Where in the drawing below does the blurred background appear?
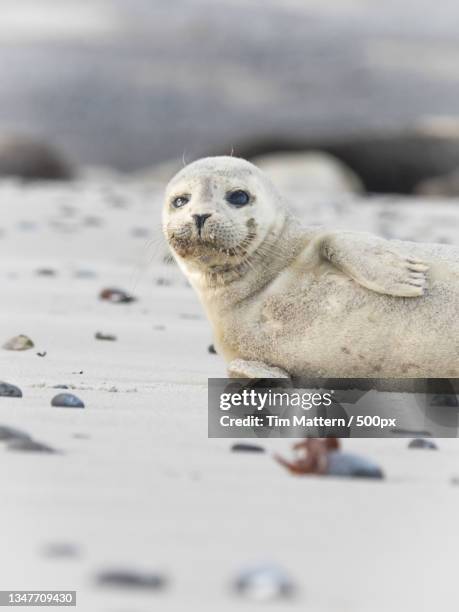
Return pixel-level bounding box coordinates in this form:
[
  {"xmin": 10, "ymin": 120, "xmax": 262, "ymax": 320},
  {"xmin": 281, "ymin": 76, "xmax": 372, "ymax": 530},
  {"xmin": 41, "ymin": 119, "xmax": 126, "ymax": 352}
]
[{"xmin": 2, "ymin": 0, "xmax": 459, "ymax": 194}]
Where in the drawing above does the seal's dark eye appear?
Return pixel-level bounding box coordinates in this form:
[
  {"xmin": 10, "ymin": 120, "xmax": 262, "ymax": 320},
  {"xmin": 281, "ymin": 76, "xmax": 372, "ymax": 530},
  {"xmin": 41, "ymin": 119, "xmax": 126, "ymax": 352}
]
[
  {"xmin": 226, "ymin": 190, "xmax": 250, "ymax": 207},
  {"xmin": 172, "ymin": 195, "xmax": 190, "ymax": 208}
]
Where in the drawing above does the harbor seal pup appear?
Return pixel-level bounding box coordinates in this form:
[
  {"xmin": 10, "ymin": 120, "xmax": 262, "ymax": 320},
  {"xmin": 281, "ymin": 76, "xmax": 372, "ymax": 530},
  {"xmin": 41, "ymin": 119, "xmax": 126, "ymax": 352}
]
[{"xmin": 163, "ymin": 156, "xmax": 459, "ymax": 379}]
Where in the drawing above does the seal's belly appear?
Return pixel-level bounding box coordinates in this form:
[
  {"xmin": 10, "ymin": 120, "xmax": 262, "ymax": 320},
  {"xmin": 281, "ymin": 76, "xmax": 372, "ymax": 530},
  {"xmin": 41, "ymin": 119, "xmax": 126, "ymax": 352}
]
[{"xmin": 218, "ymin": 268, "xmax": 459, "ymax": 378}]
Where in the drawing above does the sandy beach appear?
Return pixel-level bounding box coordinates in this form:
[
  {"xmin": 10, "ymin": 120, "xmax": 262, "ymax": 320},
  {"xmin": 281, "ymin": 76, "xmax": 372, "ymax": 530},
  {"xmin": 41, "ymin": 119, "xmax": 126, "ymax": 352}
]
[{"xmin": 1, "ymin": 175, "xmax": 459, "ymax": 611}]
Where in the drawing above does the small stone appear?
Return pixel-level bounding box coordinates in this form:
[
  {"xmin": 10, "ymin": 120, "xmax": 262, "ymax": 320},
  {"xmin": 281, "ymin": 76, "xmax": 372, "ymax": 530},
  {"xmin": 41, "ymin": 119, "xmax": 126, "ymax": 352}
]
[
  {"xmin": 17, "ymin": 221, "xmax": 37, "ymax": 231},
  {"xmin": 43, "ymin": 543, "xmax": 80, "ymax": 558},
  {"xmin": 132, "ymin": 227, "xmax": 150, "ymax": 238},
  {"xmin": 53, "ymin": 384, "xmax": 69, "ymax": 389},
  {"xmin": 96, "ymin": 570, "xmax": 166, "ymax": 590},
  {"xmin": 408, "ymin": 438, "xmax": 438, "ymax": 450},
  {"xmin": 95, "ymin": 331, "xmax": 117, "ymax": 341},
  {"xmin": 231, "ymin": 443, "xmax": 265, "ymax": 453},
  {"xmin": 0, "ymin": 425, "xmax": 30, "ymax": 441},
  {"xmin": 36, "ymin": 268, "xmax": 56, "ymax": 277},
  {"xmin": 430, "ymin": 394, "xmax": 459, "ymax": 407},
  {"xmin": 0, "ymin": 382, "xmax": 23, "ymax": 397},
  {"xmin": 3, "ymin": 334, "xmax": 34, "ymax": 351},
  {"xmin": 208, "ymin": 343, "xmax": 217, "ymax": 354},
  {"xmin": 234, "ymin": 564, "xmax": 294, "ymax": 601},
  {"xmin": 9, "ymin": 438, "xmax": 57, "ymax": 453},
  {"xmin": 99, "ymin": 288, "xmax": 136, "ymax": 304},
  {"xmin": 83, "ymin": 215, "xmax": 103, "ymax": 227},
  {"xmin": 326, "ymin": 451, "xmax": 384, "ymax": 479},
  {"xmin": 51, "ymin": 393, "xmax": 85, "ymax": 409},
  {"xmin": 74, "ymin": 269, "xmax": 97, "ymax": 279},
  {"xmin": 37, "ymin": 351, "xmax": 47, "ymax": 357}
]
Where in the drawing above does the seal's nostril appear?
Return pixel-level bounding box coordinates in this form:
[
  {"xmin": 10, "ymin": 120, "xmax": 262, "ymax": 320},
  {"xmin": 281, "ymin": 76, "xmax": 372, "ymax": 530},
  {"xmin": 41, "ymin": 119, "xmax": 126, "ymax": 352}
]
[{"xmin": 192, "ymin": 213, "xmax": 212, "ymax": 233}]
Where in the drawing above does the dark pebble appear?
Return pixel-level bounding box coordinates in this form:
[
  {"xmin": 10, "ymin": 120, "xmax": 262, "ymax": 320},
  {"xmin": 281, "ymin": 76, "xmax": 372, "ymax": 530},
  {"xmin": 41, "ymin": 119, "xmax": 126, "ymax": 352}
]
[
  {"xmin": 326, "ymin": 451, "xmax": 384, "ymax": 479},
  {"xmin": 9, "ymin": 438, "xmax": 57, "ymax": 453},
  {"xmin": 430, "ymin": 394, "xmax": 459, "ymax": 407},
  {"xmin": 235, "ymin": 564, "xmax": 294, "ymax": 601},
  {"xmin": 231, "ymin": 443, "xmax": 265, "ymax": 453},
  {"xmin": 95, "ymin": 331, "xmax": 117, "ymax": 341},
  {"xmin": 53, "ymin": 384, "xmax": 69, "ymax": 389},
  {"xmin": 36, "ymin": 268, "xmax": 56, "ymax": 277},
  {"xmin": 37, "ymin": 351, "xmax": 47, "ymax": 357},
  {"xmin": 96, "ymin": 570, "xmax": 166, "ymax": 590},
  {"xmin": 408, "ymin": 438, "xmax": 438, "ymax": 450},
  {"xmin": 208, "ymin": 343, "xmax": 217, "ymax": 354},
  {"xmin": 0, "ymin": 425, "xmax": 30, "ymax": 441},
  {"xmin": 0, "ymin": 381, "xmax": 23, "ymax": 398},
  {"xmin": 99, "ymin": 288, "xmax": 136, "ymax": 304},
  {"xmin": 51, "ymin": 393, "xmax": 85, "ymax": 409}
]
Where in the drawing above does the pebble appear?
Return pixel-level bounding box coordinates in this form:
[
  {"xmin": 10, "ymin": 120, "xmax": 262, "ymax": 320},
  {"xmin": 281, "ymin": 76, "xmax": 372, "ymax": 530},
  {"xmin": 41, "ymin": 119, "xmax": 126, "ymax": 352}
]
[
  {"xmin": 408, "ymin": 438, "xmax": 438, "ymax": 450},
  {"xmin": 0, "ymin": 425, "xmax": 30, "ymax": 441},
  {"xmin": 53, "ymin": 384, "xmax": 69, "ymax": 389},
  {"xmin": 99, "ymin": 288, "xmax": 136, "ymax": 304},
  {"xmin": 231, "ymin": 443, "xmax": 265, "ymax": 453},
  {"xmin": 131, "ymin": 227, "xmax": 150, "ymax": 238},
  {"xmin": 74, "ymin": 269, "xmax": 97, "ymax": 279},
  {"xmin": 36, "ymin": 351, "xmax": 47, "ymax": 357},
  {"xmin": 36, "ymin": 268, "xmax": 57, "ymax": 277},
  {"xmin": 208, "ymin": 343, "xmax": 217, "ymax": 354},
  {"xmin": 95, "ymin": 331, "xmax": 117, "ymax": 341},
  {"xmin": 42, "ymin": 543, "xmax": 80, "ymax": 558},
  {"xmin": 326, "ymin": 451, "xmax": 384, "ymax": 479},
  {"xmin": 83, "ymin": 215, "xmax": 103, "ymax": 227},
  {"xmin": 3, "ymin": 334, "xmax": 34, "ymax": 351},
  {"xmin": 9, "ymin": 438, "xmax": 57, "ymax": 454},
  {"xmin": 51, "ymin": 393, "xmax": 85, "ymax": 409},
  {"xmin": 96, "ymin": 570, "xmax": 166, "ymax": 590},
  {"xmin": 234, "ymin": 564, "xmax": 294, "ymax": 601},
  {"xmin": 0, "ymin": 382, "xmax": 23, "ymax": 398}
]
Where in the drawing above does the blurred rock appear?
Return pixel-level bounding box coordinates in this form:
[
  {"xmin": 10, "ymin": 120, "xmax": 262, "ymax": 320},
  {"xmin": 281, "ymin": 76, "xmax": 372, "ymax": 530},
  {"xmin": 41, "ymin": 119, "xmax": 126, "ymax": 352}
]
[
  {"xmin": 0, "ymin": 135, "xmax": 73, "ymax": 180},
  {"xmin": 252, "ymin": 151, "xmax": 363, "ymax": 194},
  {"xmin": 416, "ymin": 169, "xmax": 459, "ymax": 197},
  {"xmin": 2, "ymin": 1, "xmax": 459, "ymax": 194},
  {"xmin": 234, "ymin": 564, "xmax": 295, "ymax": 601},
  {"xmin": 3, "ymin": 334, "xmax": 34, "ymax": 351},
  {"xmin": 51, "ymin": 393, "xmax": 85, "ymax": 409}
]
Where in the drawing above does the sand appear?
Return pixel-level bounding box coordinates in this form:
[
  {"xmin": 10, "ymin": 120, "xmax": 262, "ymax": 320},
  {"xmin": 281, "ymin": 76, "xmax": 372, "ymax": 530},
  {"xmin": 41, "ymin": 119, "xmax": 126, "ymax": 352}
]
[{"xmin": 0, "ymin": 175, "xmax": 459, "ymax": 611}]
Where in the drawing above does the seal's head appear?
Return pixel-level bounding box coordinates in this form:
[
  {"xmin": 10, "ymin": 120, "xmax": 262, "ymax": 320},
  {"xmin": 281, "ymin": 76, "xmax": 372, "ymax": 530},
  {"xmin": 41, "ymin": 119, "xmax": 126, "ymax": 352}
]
[{"xmin": 163, "ymin": 156, "xmax": 285, "ymax": 269}]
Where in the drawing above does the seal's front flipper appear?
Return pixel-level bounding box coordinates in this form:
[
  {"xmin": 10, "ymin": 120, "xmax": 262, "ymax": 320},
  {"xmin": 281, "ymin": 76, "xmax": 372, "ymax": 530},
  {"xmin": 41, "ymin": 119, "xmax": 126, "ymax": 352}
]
[
  {"xmin": 228, "ymin": 359, "xmax": 290, "ymax": 379},
  {"xmin": 320, "ymin": 231, "xmax": 429, "ymax": 297}
]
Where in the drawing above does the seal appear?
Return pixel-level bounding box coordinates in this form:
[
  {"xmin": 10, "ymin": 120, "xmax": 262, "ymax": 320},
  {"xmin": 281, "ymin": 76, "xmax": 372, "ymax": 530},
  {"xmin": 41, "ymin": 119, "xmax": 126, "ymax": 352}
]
[{"xmin": 163, "ymin": 156, "xmax": 459, "ymax": 378}]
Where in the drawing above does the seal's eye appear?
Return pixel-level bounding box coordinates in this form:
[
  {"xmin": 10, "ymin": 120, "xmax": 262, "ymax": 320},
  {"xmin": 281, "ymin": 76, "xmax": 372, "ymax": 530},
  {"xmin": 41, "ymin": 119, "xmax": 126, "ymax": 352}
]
[
  {"xmin": 226, "ymin": 190, "xmax": 250, "ymax": 207},
  {"xmin": 172, "ymin": 195, "xmax": 190, "ymax": 209}
]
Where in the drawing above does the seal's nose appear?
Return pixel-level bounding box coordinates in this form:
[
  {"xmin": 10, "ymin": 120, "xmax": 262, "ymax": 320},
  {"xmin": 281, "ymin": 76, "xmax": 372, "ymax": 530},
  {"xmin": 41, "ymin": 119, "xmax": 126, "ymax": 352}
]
[{"xmin": 192, "ymin": 213, "xmax": 212, "ymax": 234}]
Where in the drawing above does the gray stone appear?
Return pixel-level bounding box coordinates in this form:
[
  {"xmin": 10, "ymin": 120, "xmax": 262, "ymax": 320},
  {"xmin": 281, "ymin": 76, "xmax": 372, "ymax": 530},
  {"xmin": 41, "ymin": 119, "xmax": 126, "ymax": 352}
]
[
  {"xmin": 51, "ymin": 393, "xmax": 85, "ymax": 409},
  {"xmin": 408, "ymin": 438, "xmax": 438, "ymax": 450},
  {"xmin": 96, "ymin": 570, "xmax": 166, "ymax": 590},
  {"xmin": 0, "ymin": 382, "xmax": 23, "ymax": 398},
  {"xmin": 326, "ymin": 451, "xmax": 384, "ymax": 479}
]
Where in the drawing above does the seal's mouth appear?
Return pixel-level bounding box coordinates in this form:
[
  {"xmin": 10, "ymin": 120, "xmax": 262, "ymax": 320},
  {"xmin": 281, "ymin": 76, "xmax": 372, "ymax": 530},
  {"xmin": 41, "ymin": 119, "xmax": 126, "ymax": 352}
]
[{"xmin": 168, "ymin": 226, "xmax": 257, "ymax": 263}]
